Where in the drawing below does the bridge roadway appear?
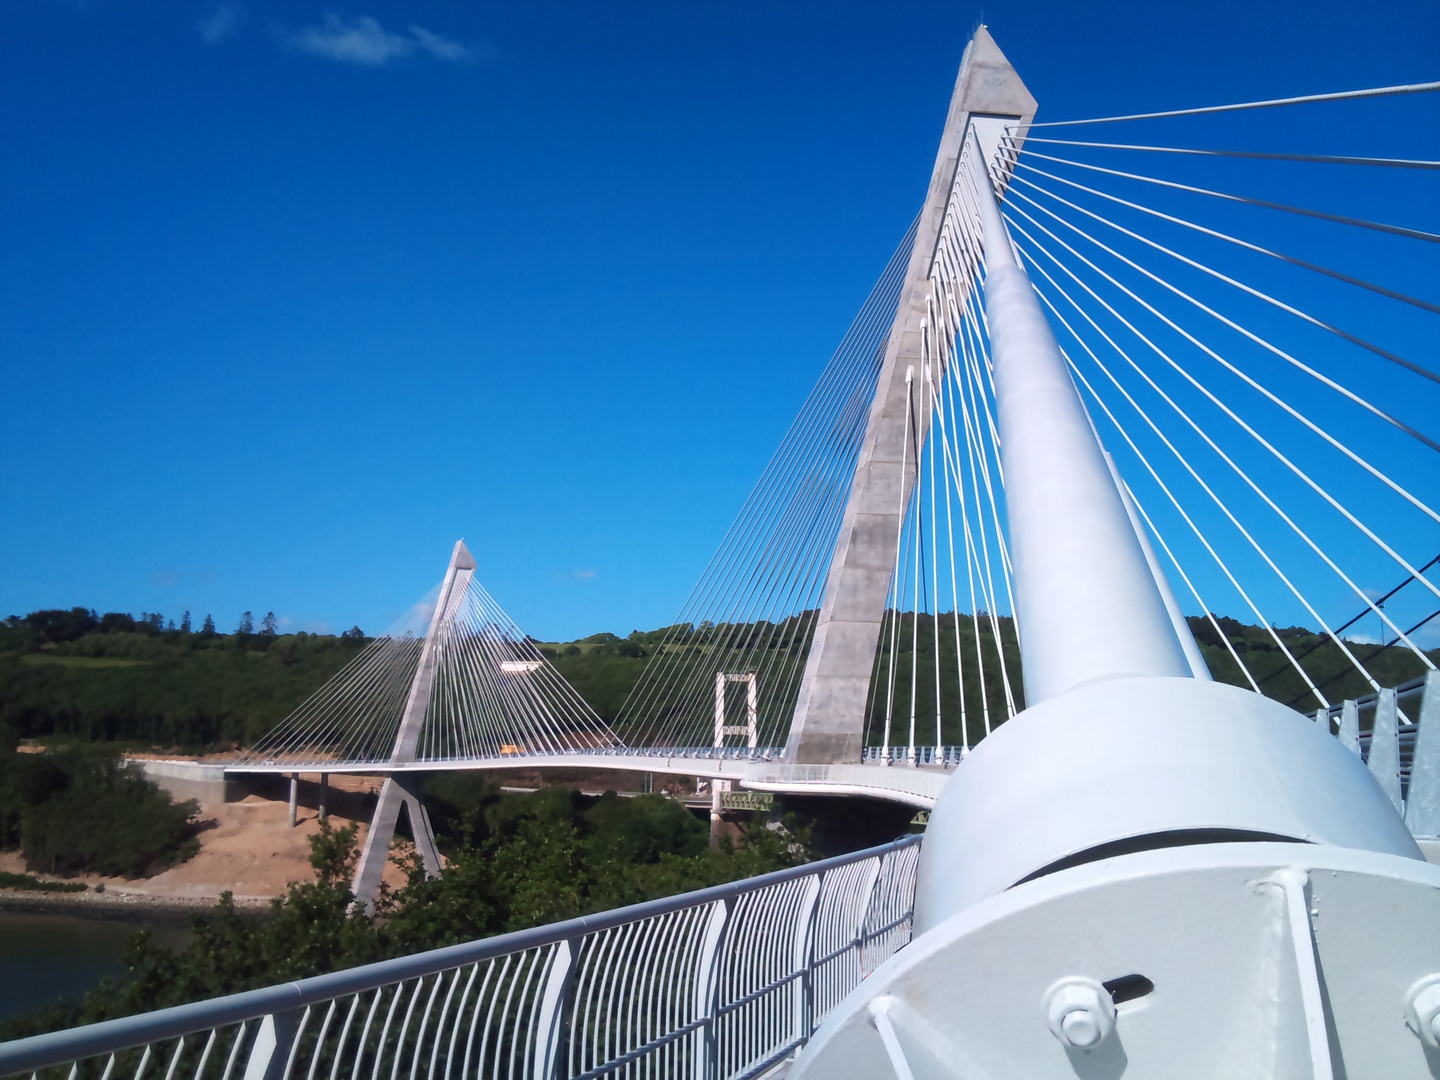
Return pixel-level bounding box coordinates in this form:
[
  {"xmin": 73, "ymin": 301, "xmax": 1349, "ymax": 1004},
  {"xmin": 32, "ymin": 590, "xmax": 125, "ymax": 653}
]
[{"xmin": 223, "ymin": 753, "xmax": 954, "ymax": 808}]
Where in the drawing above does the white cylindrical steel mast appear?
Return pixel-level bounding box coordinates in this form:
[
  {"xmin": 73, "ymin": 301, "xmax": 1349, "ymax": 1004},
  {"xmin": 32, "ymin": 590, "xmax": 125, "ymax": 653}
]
[{"xmin": 967, "ymin": 147, "xmax": 1193, "ymax": 705}]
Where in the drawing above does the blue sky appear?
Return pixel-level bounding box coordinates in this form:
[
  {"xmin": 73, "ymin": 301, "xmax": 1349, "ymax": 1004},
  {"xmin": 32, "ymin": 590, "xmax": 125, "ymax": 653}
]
[{"xmin": 1, "ymin": 0, "xmax": 1437, "ymax": 642}]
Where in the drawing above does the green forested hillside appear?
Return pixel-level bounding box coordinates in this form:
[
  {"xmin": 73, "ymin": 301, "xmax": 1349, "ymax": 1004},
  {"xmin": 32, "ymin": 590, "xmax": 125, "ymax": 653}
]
[
  {"xmin": 1, "ymin": 607, "xmax": 1432, "ymax": 754},
  {"xmin": 0, "ymin": 610, "xmax": 368, "ymax": 750},
  {"xmin": 862, "ymin": 612, "xmax": 1435, "ymax": 748}
]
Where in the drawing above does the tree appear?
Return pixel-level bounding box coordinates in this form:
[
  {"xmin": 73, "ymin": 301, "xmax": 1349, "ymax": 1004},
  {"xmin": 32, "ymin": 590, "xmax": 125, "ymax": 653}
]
[
  {"xmin": 341, "ymin": 626, "xmax": 366, "ymax": 641},
  {"xmin": 181, "ymin": 611, "xmax": 192, "ymax": 633},
  {"xmin": 99, "ymin": 612, "xmax": 137, "ymax": 634},
  {"xmin": 261, "ymin": 612, "xmax": 278, "ymax": 636},
  {"xmin": 201, "ymin": 614, "xmax": 216, "ymax": 636},
  {"xmin": 238, "ymin": 611, "xmax": 254, "ymax": 635},
  {"xmin": 24, "ymin": 609, "xmax": 98, "ymax": 644}
]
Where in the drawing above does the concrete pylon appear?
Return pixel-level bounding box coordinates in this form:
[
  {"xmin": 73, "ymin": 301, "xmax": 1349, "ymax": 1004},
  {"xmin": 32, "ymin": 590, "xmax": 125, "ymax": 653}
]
[
  {"xmin": 785, "ymin": 28, "xmax": 1038, "ymax": 764},
  {"xmin": 352, "ymin": 774, "xmax": 443, "ymax": 906},
  {"xmin": 352, "ymin": 540, "xmax": 476, "ymax": 909}
]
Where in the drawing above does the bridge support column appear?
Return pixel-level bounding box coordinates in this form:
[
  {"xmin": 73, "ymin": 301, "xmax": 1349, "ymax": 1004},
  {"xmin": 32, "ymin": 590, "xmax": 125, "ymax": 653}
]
[
  {"xmin": 786, "ymin": 29, "xmax": 1036, "ymax": 764},
  {"xmin": 353, "ymin": 774, "xmax": 443, "ymax": 910},
  {"xmin": 351, "ymin": 538, "xmax": 475, "ymax": 909}
]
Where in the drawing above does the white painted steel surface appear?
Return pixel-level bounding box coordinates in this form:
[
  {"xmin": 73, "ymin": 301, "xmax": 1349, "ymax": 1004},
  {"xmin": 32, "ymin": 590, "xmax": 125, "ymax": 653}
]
[
  {"xmin": 0, "ymin": 838, "xmax": 921, "ymax": 1080},
  {"xmin": 793, "ymin": 842, "xmax": 1440, "ymax": 1078},
  {"xmin": 912, "ymin": 675, "xmax": 1423, "ymax": 930},
  {"xmin": 968, "ymin": 138, "xmax": 1193, "ymax": 707}
]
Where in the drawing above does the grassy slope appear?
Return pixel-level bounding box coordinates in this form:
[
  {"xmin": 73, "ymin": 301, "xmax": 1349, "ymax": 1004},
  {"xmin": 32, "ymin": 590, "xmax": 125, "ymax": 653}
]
[{"xmin": 0, "ymin": 632, "xmax": 366, "ymax": 750}]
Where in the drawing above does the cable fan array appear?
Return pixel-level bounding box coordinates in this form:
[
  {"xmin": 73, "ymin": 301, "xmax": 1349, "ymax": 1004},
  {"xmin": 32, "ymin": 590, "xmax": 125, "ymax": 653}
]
[
  {"xmin": 867, "ymin": 79, "xmax": 1440, "ymax": 761},
  {"xmin": 622, "ymin": 79, "xmax": 1438, "ymax": 765},
  {"xmin": 613, "ymin": 216, "xmax": 920, "ymax": 753},
  {"xmin": 238, "ymin": 570, "xmax": 619, "ymax": 768}
]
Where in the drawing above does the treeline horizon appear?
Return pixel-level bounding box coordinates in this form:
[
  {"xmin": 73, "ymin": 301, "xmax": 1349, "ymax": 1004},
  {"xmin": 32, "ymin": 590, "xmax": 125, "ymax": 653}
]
[{"xmin": 1, "ymin": 604, "xmax": 1433, "ymax": 754}]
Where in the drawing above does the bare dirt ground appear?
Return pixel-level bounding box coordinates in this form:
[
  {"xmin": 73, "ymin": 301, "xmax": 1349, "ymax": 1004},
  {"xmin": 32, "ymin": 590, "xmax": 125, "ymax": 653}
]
[
  {"xmin": 0, "ymin": 764, "xmax": 695, "ymax": 916},
  {"xmin": 0, "ymin": 774, "xmax": 413, "ymax": 914}
]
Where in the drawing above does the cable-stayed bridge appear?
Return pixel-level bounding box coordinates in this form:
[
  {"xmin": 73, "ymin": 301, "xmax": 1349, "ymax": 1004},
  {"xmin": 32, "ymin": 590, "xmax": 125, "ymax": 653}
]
[
  {"xmin": 8, "ymin": 26, "xmax": 1440, "ymax": 1078},
  {"xmin": 228, "ymin": 29, "xmax": 1438, "ymax": 887}
]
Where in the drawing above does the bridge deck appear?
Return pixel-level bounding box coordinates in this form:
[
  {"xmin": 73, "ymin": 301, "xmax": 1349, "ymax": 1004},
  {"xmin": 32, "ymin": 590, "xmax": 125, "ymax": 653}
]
[{"xmin": 224, "ymin": 754, "xmax": 954, "ymax": 808}]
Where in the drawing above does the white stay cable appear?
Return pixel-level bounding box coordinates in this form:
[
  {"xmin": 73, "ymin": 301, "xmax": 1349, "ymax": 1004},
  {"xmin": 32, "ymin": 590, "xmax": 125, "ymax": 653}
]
[
  {"xmin": 932, "ymin": 285, "xmax": 991, "ymax": 738},
  {"xmin": 943, "ymin": 324, "xmax": 993, "ymax": 736},
  {"xmin": 882, "ymin": 368, "xmax": 917, "ymax": 760},
  {"xmin": 1008, "ymin": 212, "xmax": 1421, "ymax": 679},
  {"xmin": 1008, "ymin": 171, "xmax": 1440, "ymax": 459},
  {"xmin": 1017, "ymin": 149, "xmax": 1440, "ymax": 245},
  {"xmin": 1006, "ymin": 155, "xmax": 1440, "ymax": 332},
  {"xmin": 1013, "ymin": 239, "xmax": 1346, "ymax": 702},
  {"xmin": 930, "ymin": 327, "xmax": 971, "ymax": 749},
  {"xmin": 910, "ymin": 366, "xmax": 925, "ymax": 760},
  {"xmin": 942, "ymin": 204, "xmax": 1024, "ymax": 701},
  {"xmin": 950, "ymin": 253, "xmax": 1021, "ymax": 615},
  {"xmin": 1017, "ymin": 137, "xmax": 1440, "ymax": 171},
  {"xmin": 1030, "ymin": 269, "xmax": 1319, "ymax": 695},
  {"xmin": 924, "ymin": 357, "xmax": 944, "ymax": 752},
  {"xmin": 1056, "ymin": 339, "xmax": 1263, "ymax": 692},
  {"xmin": 1020, "ymin": 80, "xmax": 1440, "ymax": 127},
  {"xmin": 950, "ymin": 285, "xmax": 1020, "ymax": 719},
  {"xmin": 1003, "ymin": 197, "xmax": 1440, "ymax": 623}
]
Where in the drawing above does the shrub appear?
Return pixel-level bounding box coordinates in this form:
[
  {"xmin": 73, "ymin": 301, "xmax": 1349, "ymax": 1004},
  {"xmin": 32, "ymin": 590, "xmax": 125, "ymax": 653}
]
[
  {"xmin": 0, "ymin": 748, "xmax": 199, "ymax": 878},
  {"xmin": 0, "ymin": 870, "xmax": 87, "ymax": 892}
]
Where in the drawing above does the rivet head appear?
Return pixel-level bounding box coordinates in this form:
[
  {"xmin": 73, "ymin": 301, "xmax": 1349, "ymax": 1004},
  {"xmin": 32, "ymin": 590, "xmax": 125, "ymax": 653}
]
[{"xmin": 1044, "ymin": 977, "xmax": 1116, "ymax": 1051}]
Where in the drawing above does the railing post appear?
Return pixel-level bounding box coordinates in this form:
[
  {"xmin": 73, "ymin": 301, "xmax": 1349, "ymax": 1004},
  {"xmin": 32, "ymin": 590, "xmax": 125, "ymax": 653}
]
[
  {"xmin": 1370, "ymin": 688, "xmax": 1403, "ymax": 813},
  {"xmin": 1339, "ymin": 699, "xmax": 1361, "ymax": 755},
  {"xmin": 794, "ymin": 872, "xmax": 824, "ymax": 1042},
  {"xmin": 692, "ymin": 899, "xmax": 732, "ymax": 1080},
  {"xmin": 532, "ymin": 940, "xmax": 576, "ymax": 1080},
  {"xmin": 1405, "ymin": 670, "xmax": 1440, "ymax": 839},
  {"xmin": 240, "ymin": 1011, "xmax": 302, "ymax": 1080}
]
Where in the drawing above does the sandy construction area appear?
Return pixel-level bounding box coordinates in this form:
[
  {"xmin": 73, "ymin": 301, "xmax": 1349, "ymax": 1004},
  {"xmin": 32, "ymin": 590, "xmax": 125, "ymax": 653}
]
[{"xmin": 0, "ymin": 774, "xmax": 414, "ymax": 912}]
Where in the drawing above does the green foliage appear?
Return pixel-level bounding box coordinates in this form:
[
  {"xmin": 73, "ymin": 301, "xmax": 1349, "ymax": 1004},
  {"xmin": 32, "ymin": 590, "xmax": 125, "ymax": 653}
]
[
  {"xmin": 867, "ymin": 611, "xmax": 1025, "ymax": 745},
  {"xmin": 0, "ymin": 869, "xmax": 87, "ymax": 892},
  {"xmin": 0, "ymin": 618, "xmax": 369, "ymax": 751},
  {"xmin": 3, "ymin": 604, "xmax": 1433, "ymax": 755},
  {"xmin": 541, "ymin": 636, "xmax": 657, "ymax": 722},
  {"xmin": 0, "ymin": 786, "xmax": 810, "ymax": 1039},
  {"xmin": 1186, "ymin": 615, "xmax": 1434, "ymax": 708},
  {"xmin": 0, "ymin": 747, "xmax": 199, "ymax": 877}
]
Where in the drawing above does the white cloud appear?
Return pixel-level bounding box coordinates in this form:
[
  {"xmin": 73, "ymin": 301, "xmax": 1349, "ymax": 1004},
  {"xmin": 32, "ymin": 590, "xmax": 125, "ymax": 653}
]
[
  {"xmin": 199, "ymin": 3, "xmax": 244, "ymax": 45},
  {"xmin": 410, "ymin": 25, "xmax": 492, "ymax": 64},
  {"xmin": 1412, "ymin": 621, "xmax": 1440, "ymax": 651},
  {"xmin": 286, "ymin": 15, "xmax": 488, "ymax": 67}
]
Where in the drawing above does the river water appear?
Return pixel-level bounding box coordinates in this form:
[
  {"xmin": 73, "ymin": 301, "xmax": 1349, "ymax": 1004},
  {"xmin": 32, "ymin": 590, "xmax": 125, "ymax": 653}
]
[{"xmin": 0, "ymin": 910, "xmax": 191, "ymax": 1020}]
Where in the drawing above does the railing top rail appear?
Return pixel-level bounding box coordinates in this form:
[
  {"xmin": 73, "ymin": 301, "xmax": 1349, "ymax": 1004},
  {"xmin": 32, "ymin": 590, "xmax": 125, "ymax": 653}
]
[{"xmin": 0, "ymin": 835, "xmax": 922, "ymax": 1076}]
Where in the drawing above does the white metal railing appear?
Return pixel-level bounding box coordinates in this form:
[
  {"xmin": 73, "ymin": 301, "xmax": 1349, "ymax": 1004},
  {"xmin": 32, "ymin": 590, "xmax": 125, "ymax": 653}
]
[
  {"xmin": 0, "ymin": 836, "xmax": 921, "ymax": 1080},
  {"xmin": 861, "ymin": 745, "xmax": 965, "ymax": 766}
]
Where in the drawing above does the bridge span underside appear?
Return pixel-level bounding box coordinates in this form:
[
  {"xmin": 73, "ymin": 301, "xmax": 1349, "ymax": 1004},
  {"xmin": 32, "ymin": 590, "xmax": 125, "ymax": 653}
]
[{"xmin": 224, "ymin": 755, "xmax": 952, "ymax": 810}]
